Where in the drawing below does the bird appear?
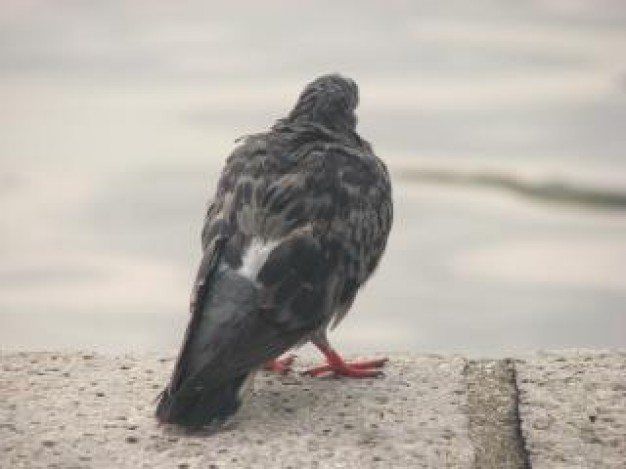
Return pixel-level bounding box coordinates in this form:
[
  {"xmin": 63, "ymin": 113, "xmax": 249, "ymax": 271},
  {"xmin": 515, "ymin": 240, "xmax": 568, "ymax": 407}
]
[{"xmin": 155, "ymin": 73, "xmax": 393, "ymax": 428}]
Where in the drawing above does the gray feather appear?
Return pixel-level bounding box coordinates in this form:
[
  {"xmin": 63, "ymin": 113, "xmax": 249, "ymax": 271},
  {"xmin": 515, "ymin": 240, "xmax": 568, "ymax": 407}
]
[{"xmin": 156, "ymin": 73, "xmax": 393, "ymax": 428}]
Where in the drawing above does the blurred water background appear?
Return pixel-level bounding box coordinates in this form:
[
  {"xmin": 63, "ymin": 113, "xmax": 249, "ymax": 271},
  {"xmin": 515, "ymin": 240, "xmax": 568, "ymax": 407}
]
[{"xmin": 1, "ymin": 0, "xmax": 625, "ymax": 357}]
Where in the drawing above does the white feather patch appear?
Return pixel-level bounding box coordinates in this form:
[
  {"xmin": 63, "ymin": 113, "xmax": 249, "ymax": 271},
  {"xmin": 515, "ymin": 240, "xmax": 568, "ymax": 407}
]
[{"xmin": 237, "ymin": 238, "xmax": 280, "ymax": 280}]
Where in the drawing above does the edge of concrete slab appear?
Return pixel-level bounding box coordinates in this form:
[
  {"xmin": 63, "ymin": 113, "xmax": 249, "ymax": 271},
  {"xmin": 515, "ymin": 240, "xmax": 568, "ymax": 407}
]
[{"xmin": 1, "ymin": 350, "xmax": 624, "ymax": 468}]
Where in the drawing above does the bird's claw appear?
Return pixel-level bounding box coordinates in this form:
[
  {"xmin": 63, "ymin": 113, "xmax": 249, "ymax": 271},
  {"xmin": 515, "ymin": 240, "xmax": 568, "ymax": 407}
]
[
  {"xmin": 262, "ymin": 354, "xmax": 297, "ymax": 374},
  {"xmin": 302, "ymin": 357, "xmax": 388, "ymax": 378}
]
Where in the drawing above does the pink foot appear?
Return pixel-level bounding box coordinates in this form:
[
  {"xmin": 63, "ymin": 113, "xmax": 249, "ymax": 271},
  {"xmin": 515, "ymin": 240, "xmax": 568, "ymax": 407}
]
[
  {"xmin": 303, "ymin": 350, "xmax": 387, "ymax": 378},
  {"xmin": 262, "ymin": 354, "xmax": 296, "ymax": 374}
]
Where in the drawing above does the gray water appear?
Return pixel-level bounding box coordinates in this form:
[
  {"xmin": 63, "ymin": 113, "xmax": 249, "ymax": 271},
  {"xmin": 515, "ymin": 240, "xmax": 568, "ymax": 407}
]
[{"xmin": 1, "ymin": 0, "xmax": 625, "ymax": 357}]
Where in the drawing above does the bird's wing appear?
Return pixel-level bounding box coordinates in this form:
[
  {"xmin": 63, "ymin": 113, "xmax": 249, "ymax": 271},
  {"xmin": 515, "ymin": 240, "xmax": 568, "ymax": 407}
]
[
  {"xmin": 324, "ymin": 148, "xmax": 393, "ymax": 329},
  {"xmin": 163, "ymin": 139, "xmax": 265, "ymax": 397}
]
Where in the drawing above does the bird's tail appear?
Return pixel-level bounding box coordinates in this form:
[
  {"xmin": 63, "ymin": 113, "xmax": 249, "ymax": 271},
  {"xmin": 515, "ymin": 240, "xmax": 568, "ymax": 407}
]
[
  {"xmin": 154, "ymin": 267, "xmax": 294, "ymax": 429},
  {"xmin": 155, "ymin": 371, "xmax": 252, "ymax": 428}
]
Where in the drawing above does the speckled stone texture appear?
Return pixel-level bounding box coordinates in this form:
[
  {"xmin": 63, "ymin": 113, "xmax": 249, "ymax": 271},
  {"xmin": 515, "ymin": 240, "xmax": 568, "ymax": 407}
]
[
  {"xmin": 0, "ymin": 353, "xmax": 474, "ymax": 469},
  {"xmin": 517, "ymin": 350, "xmax": 626, "ymax": 469},
  {"xmin": 3, "ymin": 351, "xmax": 624, "ymax": 469}
]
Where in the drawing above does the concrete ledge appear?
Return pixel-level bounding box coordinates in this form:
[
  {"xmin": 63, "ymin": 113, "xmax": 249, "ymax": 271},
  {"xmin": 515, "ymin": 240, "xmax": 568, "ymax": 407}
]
[
  {"xmin": 1, "ymin": 351, "xmax": 624, "ymax": 468},
  {"xmin": 517, "ymin": 350, "xmax": 626, "ymax": 468}
]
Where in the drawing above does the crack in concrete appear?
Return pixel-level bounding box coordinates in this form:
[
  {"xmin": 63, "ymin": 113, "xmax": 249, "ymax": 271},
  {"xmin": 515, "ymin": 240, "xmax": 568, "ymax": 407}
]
[
  {"xmin": 465, "ymin": 359, "xmax": 531, "ymax": 468},
  {"xmin": 508, "ymin": 359, "xmax": 532, "ymax": 469}
]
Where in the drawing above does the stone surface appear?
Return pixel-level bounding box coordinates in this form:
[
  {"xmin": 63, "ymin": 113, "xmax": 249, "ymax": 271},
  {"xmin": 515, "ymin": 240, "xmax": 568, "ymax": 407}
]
[
  {"xmin": 2, "ymin": 350, "xmax": 625, "ymax": 469},
  {"xmin": 0, "ymin": 353, "xmax": 474, "ymax": 468},
  {"xmin": 516, "ymin": 350, "xmax": 626, "ymax": 469}
]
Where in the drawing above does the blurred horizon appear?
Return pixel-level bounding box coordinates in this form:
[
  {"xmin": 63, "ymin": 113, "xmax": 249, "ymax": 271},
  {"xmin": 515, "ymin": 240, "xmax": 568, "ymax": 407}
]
[{"xmin": 1, "ymin": 0, "xmax": 625, "ymax": 357}]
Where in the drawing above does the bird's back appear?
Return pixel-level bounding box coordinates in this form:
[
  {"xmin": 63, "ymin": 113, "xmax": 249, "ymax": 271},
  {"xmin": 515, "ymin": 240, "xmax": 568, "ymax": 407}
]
[{"xmin": 156, "ymin": 74, "xmax": 392, "ymax": 428}]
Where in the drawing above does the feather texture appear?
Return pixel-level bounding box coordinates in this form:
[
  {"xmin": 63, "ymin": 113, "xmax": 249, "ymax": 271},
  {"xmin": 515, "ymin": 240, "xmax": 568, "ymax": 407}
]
[{"xmin": 156, "ymin": 74, "xmax": 392, "ymax": 428}]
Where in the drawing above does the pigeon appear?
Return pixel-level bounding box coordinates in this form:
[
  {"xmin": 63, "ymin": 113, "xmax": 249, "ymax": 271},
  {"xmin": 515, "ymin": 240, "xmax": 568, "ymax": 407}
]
[{"xmin": 155, "ymin": 74, "xmax": 393, "ymax": 428}]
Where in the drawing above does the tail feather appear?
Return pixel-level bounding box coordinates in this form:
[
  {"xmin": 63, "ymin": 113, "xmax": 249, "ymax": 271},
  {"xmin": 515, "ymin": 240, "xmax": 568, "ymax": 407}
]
[
  {"xmin": 155, "ymin": 372, "xmax": 251, "ymax": 428},
  {"xmin": 155, "ymin": 267, "xmax": 300, "ymax": 428}
]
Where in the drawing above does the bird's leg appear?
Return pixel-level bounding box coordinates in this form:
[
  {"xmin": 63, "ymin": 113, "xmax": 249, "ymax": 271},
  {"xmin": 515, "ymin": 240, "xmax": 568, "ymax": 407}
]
[
  {"xmin": 303, "ymin": 338, "xmax": 387, "ymax": 378},
  {"xmin": 262, "ymin": 353, "xmax": 296, "ymax": 374}
]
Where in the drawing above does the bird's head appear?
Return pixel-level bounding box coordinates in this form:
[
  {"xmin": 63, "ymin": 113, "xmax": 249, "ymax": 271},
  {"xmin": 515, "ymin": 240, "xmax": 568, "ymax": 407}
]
[{"xmin": 286, "ymin": 74, "xmax": 359, "ymax": 132}]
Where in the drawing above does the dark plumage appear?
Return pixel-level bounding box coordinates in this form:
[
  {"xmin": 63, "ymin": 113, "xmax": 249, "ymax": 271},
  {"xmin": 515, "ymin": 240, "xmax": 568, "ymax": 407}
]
[{"xmin": 156, "ymin": 74, "xmax": 393, "ymax": 428}]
